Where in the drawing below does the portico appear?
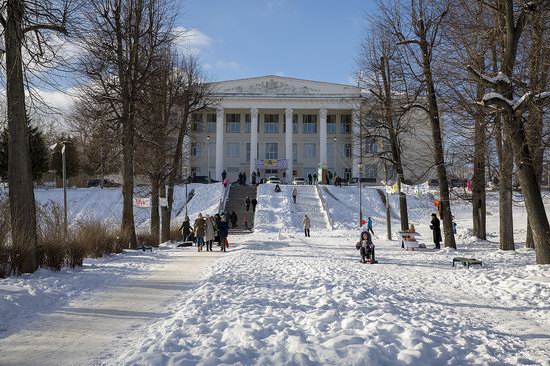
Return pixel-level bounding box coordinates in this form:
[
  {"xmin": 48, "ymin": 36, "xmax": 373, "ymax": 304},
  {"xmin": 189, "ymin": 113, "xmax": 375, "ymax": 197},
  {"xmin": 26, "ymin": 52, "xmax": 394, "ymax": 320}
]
[{"xmin": 193, "ymin": 76, "xmax": 363, "ymax": 183}]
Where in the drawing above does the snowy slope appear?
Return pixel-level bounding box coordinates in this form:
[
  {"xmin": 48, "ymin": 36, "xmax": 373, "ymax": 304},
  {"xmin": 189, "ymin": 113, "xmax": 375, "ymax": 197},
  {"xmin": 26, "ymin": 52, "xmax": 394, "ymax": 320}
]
[
  {"xmin": 31, "ymin": 183, "xmax": 224, "ymax": 232},
  {"xmin": 255, "ymin": 184, "xmax": 329, "ymax": 234}
]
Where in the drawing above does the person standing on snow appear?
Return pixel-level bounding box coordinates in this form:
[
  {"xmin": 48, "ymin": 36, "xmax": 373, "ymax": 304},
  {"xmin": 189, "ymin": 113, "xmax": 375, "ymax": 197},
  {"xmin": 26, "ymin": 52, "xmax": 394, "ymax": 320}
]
[
  {"xmin": 204, "ymin": 215, "xmax": 215, "ymax": 252},
  {"xmin": 230, "ymin": 211, "xmax": 238, "ymax": 229},
  {"xmin": 252, "ymin": 171, "xmax": 257, "ymax": 185},
  {"xmin": 245, "ymin": 196, "xmax": 251, "ymax": 211},
  {"xmin": 303, "ymin": 214, "xmax": 311, "ymax": 237},
  {"xmin": 179, "ymin": 215, "xmax": 191, "ymax": 242},
  {"xmin": 218, "ymin": 214, "xmax": 229, "ymax": 252},
  {"xmin": 251, "ymin": 198, "xmax": 258, "ymax": 212},
  {"xmin": 308, "ymin": 173, "xmax": 313, "ymax": 185},
  {"xmin": 243, "ymin": 172, "xmax": 247, "ymax": 185},
  {"xmin": 430, "ymin": 213, "xmax": 442, "ymax": 249},
  {"xmin": 292, "ymin": 186, "xmax": 298, "ymax": 204},
  {"xmin": 193, "ymin": 213, "xmax": 206, "ymax": 252},
  {"xmin": 221, "ymin": 170, "xmax": 227, "ymax": 181},
  {"xmin": 313, "ymin": 173, "xmax": 318, "ymax": 183},
  {"xmin": 367, "ymin": 217, "xmax": 374, "ymax": 235}
]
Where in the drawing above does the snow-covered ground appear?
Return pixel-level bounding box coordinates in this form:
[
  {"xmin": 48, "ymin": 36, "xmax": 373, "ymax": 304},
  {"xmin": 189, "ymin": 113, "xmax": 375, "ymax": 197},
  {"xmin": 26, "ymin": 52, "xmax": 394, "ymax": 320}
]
[
  {"xmin": 28, "ymin": 183, "xmax": 224, "ymax": 232},
  {"xmin": 1, "ymin": 184, "xmax": 550, "ymax": 365}
]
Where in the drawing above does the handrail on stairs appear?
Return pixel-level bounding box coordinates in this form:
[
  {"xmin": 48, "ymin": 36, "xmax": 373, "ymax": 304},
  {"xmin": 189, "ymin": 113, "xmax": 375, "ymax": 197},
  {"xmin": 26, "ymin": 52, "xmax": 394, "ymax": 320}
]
[
  {"xmin": 218, "ymin": 184, "xmax": 231, "ymax": 214},
  {"xmin": 315, "ymin": 183, "xmax": 334, "ymax": 230}
]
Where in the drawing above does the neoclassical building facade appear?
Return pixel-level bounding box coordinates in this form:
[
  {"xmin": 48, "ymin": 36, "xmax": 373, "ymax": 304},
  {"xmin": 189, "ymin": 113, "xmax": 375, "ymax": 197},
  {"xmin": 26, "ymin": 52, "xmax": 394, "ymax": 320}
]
[{"xmin": 186, "ymin": 75, "xmax": 433, "ymax": 184}]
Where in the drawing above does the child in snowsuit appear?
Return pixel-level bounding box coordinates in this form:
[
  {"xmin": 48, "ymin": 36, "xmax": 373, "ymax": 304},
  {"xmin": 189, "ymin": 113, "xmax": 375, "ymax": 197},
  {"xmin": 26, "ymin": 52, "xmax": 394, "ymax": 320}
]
[{"xmin": 356, "ymin": 231, "xmax": 376, "ymax": 263}]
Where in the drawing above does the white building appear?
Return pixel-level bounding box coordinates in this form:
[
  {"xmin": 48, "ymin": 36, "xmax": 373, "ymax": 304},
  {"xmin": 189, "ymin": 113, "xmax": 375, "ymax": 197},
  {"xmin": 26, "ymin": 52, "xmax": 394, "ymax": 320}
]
[{"xmin": 186, "ymin": 75, "xmax": 434, "ymax": 184}]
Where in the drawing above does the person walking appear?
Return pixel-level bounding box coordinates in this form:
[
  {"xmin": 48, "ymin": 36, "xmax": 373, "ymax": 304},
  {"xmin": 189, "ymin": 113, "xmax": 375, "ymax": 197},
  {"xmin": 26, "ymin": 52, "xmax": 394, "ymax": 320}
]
[
  {"xmin": 292, "ymin": 186, "xmax": 298, "ymax": 204},
  {"xmin": 251, "ymin": 198, "xmax": 258, "ymax": 212},
  {"xmin": 430, "ymin": 213, "xmax": 442, "ymax": 249},
  {"xmin": 308, "ymin": 173, "xmax": 313, "ymax": 185},
  {"xmin": 245, "ymin": 196, "xmax": 251, "ymax": 211},
  {"xmin": 218, "ymin": 214, "xmax": 229, "ymax": 252},
  {"xmin": 252, "ymin": 171, "xmax": 257, "ymax": 185},
  {"xmin": 303, "ymin": 214, "xmax": 311, "ymax": 237},
  {"xmin": 243, "ymin": 172, "xmax": 247, "ymax": 185},
  {"xmin": 193, "ymin": 213, "xmax": 206, "ymax": 252},
  {"xmin": 367, "ymin": 217, "xmax": 374, "ymax": 235},
  {"xmin": 221, "ymin": 170, "xmax": 227, "ymax": 181},
  {"xmin": 178, "ymin": 215, "xmax": 191, "ymax": 242},
  {"xmin": 238, "ymin": 172, "xmax": 243, "ymax": 185},
  {"xmin": 205, "ymin": 215, "xmax": 215, "ymax": 251},
  {"xmin": 243, "ymin": 216, "xmax": 249, "ymax": 230},
  {"xmin": 230, "ymin": 211, "xmax": 238, "ymax": 229},
  {"xmin": 313, "ymin": 173, "xmax": 318, "ymax": 183}
]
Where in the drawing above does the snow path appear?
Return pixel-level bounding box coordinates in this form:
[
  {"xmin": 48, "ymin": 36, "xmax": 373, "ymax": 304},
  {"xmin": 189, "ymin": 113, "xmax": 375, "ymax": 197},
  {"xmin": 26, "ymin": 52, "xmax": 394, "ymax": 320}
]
[
  {"xmin": 0, "ymin": 247, "xmax": 223, "ymax": 366},
  {"xmin": 293, "ymin": 185, "xmax": 330, "ymax": 231},
  {"xmin": 112, "ymin": 232, "xmax": 550, "ymax": 365}
]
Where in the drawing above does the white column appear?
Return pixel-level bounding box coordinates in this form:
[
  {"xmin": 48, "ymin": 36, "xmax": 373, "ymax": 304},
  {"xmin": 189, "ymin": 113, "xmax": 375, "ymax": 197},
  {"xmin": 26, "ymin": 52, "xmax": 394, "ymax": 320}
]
[
  {"xmin": 352, "ymin": 109, "xmax": 360, "ymax": 177},
  {"xmin": 215, "ymin": 108, "xmax": 224, "ymax": 181},
  {"xmin": 319, "ymin": 109, "xmax": 328, "ymax": 169},
  {"xmin": 285, "ymin": 108, "xmax": 293, "ymax": 181},
  {"xmin": 250, "ymin": 108, "xmax": 258, "ymax": 177}
]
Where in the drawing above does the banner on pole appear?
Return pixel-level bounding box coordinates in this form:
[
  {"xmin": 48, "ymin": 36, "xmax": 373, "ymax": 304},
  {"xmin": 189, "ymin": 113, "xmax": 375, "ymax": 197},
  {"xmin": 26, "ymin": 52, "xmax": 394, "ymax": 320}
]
[{"xmin": 133, "ymin": 197, "xmax": 151, "ymax": 208}]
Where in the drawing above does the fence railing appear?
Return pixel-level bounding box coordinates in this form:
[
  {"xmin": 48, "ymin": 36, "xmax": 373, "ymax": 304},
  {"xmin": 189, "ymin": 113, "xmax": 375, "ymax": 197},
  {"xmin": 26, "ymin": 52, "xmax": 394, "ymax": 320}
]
[
  {"xmin": 315, "ymin": 183, "xmax": 334, "ymax": 230},
  {"xmin": 218, "ymin": 184, "xmax": 231, "ymax": 214}
]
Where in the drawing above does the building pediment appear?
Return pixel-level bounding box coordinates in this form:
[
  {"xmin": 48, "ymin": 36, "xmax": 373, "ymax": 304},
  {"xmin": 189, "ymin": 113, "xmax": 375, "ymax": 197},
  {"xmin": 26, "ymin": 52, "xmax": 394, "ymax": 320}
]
[{"xmin": 212, "ymin": 75, "xmax": 360, "ymax": 97}]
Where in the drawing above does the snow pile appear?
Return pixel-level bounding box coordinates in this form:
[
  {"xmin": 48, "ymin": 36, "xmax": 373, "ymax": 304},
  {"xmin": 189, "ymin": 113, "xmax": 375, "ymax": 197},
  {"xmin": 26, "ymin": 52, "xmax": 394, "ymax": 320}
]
[
  {"xmin": 112, "ymin": 231, "xmax": 550, "ymax": 365},
  {"xmin": 33, "ymin": 183, "xmax": 224, "ymax": 232}
]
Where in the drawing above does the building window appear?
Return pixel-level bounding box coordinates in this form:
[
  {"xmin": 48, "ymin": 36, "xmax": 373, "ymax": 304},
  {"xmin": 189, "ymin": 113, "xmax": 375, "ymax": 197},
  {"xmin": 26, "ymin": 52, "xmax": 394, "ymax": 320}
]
[
  {"xmin": 191, "ymin": 143, "xmax": 201, "ymax": 157},
  {"xmin": 293, "ymin": 114, "xmax": 298, "ymax": 134},
  {"xmin": 303, "ymin": 115, "xmax": 317, "ymax": 134},
  {"xmin": 327, "ymin": 115, "xmax": 336, "ymax": 134},
  {"xmin": 208, "ymin": 142, "xmax": 216, "ymax": 159},
  {"xmin": 365, "ymin": 164, "xmax": 378, "ymax": 179},
  {"xmin": 226, "ymin": 114, "xmax": 241, "ymax": 133},
  {"xmin": 344, "ymin": 143, "xmax": 352, "ymax": 158},
  {"xmin": 206, "ymin": 113, "xmax": 216, "ymax": 133},
  {"xmin": 191, "ymin": 167, "xmax": 199, "ymax": 176},
  {"xmin": 304, "ymin": 143, "xmax": 316, "ymax": 158},
  {"xmin": 227, "ymin": 142, "xmax": 240, "ymax": 158},
  {"xmin": 366, "ymin": 138, "xmax": 378, "ymax": 154},
  {"xmin": 293, "ymin": 143, "xmax": 297, "ymax": 163},
  {"xmin": 245, "ymin": 114, "xmax": 251, "ymax": 133},
  {"xmin": 328, "ymin": 143, "xmax": 335, "ymax": 166},
  {"xmin": 246, "ymin": 143, "xmax": 251, "ymax": 162},
  {"xmin": 365, "ymin": 113, "xmax": 377, "ymax": 127},
  {"xmin": 264, "ymin": 114, "xmax": 279, "ymax": 133},
  {"xmin": 341, "ymin": 114, "xmax": 351, "ymax": 134},
  {"xmin": 191, "ymin": 113, "xmax": 203, "ymax": 133},
  {"xmin": 265, "ymin": 143, "xmax": 278, "ymax": 159}
]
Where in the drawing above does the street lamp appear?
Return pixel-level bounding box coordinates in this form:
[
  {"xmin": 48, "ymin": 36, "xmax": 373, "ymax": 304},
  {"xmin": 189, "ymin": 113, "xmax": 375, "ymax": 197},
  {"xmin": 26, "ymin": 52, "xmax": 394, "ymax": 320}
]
[
  {"xmin": 49, "ymin": 141, "xmax": 69, "ymax": 237},
  {"xmin": 206, "ymin": 135, "xmax": 211, "ymax": 184},
  {"xmin": 358, "ymin": 162, "xmax": 363, "ymax": 228},
  {"xmin": 333, "ymin": 136, "xmax": 337, "ymax": 178}
]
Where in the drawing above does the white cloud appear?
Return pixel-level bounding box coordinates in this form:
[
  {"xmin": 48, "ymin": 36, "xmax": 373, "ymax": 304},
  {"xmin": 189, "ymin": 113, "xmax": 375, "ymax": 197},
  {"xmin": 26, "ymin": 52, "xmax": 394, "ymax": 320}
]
[
  {"xmin": 275, "ymin": 71, "xmax": 286, "ymax": 77},
  {"xmin": 174, "ymin": 26, "xmax": 213, "ymax": 54}
]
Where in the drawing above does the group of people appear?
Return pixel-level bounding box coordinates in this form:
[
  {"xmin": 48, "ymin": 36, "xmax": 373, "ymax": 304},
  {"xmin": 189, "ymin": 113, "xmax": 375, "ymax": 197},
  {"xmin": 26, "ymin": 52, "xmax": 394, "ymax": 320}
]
[
  {"xmin": 244, "ymin": 196, "xmax": 258, "ymax": 213},
  {"xmin": 178, "ymin": 212, "xmax": 230, "ymax": 252},
  {"xmin": 221, "ymin": 169, "xmax": 262, "ymax": 186}
]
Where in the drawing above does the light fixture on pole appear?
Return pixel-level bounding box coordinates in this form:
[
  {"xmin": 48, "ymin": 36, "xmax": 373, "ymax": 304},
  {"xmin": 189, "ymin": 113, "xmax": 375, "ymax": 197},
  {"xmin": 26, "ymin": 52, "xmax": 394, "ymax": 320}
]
[
  {"xmin": 49, "ymin": 141, "xmax": 69, "ymax": 237},
  {"xmin": 333, "ymin": 136, "xmax": 337, "ymax": 178},
  {"xmin": 206, "ymin": 135, "xmax": 211, "ymax": 184},
  {"xmin": 358, "ymin": 162, "xmax": 363, "ymax": 228}
]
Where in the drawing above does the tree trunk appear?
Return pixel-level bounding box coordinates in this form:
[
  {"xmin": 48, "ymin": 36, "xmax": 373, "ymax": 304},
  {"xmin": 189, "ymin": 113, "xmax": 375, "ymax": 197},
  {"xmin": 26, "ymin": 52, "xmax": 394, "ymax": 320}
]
[
  {"xmin": 150, "ymin": 176, "xmax": 160, "ymax": 245},
  {"xmin": 472, "ymin": 99, "xmax": 487, "ymax": 240},
  {"xmin": 495, "ymin": 114, "xmax": 514, "ymax": 251},
  {"xmin": 121, "ymin": 112, "xmax": 137, "ymax": 248},
  {"xmin": 5, "ymin": 0, "xmax": 38, "ymax": 273},
  {"xmin": 418, "ymin": 21, "xmax": 456, "ymax": 249},
  {"xmin": 160, "ymin": 178, "xmax": 170, "ymax": 243}
]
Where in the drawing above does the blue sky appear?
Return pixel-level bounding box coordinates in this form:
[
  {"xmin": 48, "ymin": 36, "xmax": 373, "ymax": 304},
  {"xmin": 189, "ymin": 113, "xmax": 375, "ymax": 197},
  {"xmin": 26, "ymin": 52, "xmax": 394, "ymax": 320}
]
[{"xmin": 178, "ymin": 0, "xmax": 377, "ymax": 85}]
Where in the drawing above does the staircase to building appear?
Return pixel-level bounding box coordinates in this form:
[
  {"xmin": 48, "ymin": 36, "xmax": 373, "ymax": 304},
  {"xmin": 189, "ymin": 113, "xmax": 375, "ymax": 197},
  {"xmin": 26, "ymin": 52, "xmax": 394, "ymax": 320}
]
[{"xmin": 224, "ymin": 185, "xmax": 258, "ymax": 234}]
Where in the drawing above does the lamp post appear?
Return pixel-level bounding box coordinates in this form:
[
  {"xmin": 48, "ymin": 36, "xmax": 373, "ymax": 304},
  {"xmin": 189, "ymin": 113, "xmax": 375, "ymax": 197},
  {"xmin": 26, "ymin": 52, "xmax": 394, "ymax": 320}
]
[
  {"xmin": 358, "ymin": 162, "xmax": 363, "ymax": 228},
  {"xmin": 333, "ymin": 136, "xmax": 337, "ymax": 178},
  {"xmin": 50, "ymin": 141, "xmax": 69, "ymax": 237},
  {"xmin": 206, "ymin": 135, "xmax": 211, "ymax": 184}
]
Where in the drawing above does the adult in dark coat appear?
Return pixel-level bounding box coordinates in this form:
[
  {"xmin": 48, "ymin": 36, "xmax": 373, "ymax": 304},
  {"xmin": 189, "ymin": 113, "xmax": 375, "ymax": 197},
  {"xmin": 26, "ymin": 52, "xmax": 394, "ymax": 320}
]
[
  {"xmin": 221, "ymin": 170, "xmax": 227, "ymax": 181},
  {"xmin": 245, "ymin": 196, "xmax": 251, "ymax": 211},
  {"xmin": 230, "ymin": 211, "xmax": 238, "ymax": 229},
  {"xmin": 243, "ymin": 172, "xmax": 247, "ymax": 185},
  {"xmin": 218, "ymin": 215, "xmax": 230, "ymax": 252},
  {"xmin": 430, "ymin": 213, "xmax": 442, "ymax": 249},
  {"xmin": 308, "ymin": 173, "xmax": 313, "ymax": 185},
  {"xmin": 251, "ymin": 198, "xmax": 258, "ymax": 212},
  {"xmin": 178, "ymin": 215, "xmax": 191, "ymax": 241},
  {"xmin": 252, "ymin": 171, "xmax": 257, "ymax": 185}
]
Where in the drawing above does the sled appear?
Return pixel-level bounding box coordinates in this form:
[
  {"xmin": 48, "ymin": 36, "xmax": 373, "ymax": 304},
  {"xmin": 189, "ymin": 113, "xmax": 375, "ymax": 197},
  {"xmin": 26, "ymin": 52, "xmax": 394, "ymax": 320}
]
[{"xmin": 177, "ymin": 241, "xmax": 193, "ymax": 247}]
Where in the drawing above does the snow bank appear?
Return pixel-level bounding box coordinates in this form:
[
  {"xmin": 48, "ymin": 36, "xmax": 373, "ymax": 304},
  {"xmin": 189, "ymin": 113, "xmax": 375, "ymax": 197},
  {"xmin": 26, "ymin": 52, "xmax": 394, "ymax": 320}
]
[{"xmin": 32, "ymin": 183, "xmax": 224, "ymax": 232}]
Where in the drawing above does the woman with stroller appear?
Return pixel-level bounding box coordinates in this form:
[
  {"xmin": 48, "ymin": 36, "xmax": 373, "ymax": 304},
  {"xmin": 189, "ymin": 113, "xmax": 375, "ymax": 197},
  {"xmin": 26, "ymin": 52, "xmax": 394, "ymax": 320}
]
[{"xmin": 356, "ymin": 231, "xmax": 377, "ymax": 264}]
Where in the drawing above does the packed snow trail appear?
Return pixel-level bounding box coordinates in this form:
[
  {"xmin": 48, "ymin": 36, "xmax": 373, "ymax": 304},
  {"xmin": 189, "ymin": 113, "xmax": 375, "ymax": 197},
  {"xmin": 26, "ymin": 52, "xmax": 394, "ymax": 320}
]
[
  {"xmin": 292, "ymin": 185, "xmax": 330, "ymax": 231},
  {"xmin": 112, "ymin": 230, "xmax": 550, "ymax": 365},
  {"xmin": 0, "ymin": 247, "xmax": 223, "ymax": 366}
]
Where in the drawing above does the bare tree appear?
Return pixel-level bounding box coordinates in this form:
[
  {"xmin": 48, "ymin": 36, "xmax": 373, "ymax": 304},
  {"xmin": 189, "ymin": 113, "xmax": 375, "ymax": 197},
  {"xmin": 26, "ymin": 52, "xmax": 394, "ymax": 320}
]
[
  {"xmin": 1, "ymin": 0, "xmax": 76, "ymax": 273},
  {"xmin": 379, "ymin": 0, "xmax": 457, "ymax": 248},
  {"xmin": 78, "ymin": 0, "xmax": 175, "ymax": 248}
]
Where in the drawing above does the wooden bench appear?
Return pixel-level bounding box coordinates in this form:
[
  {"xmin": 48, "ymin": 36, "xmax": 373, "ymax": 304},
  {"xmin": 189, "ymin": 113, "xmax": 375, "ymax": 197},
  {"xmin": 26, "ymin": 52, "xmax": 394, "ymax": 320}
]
[
  {"xmin": 452, "ymin": 257, "xmax": 482, "ymax": 268},
  {"xmin": 137, "ymin": 245, "xmax": 153, "ymax": 252}
]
